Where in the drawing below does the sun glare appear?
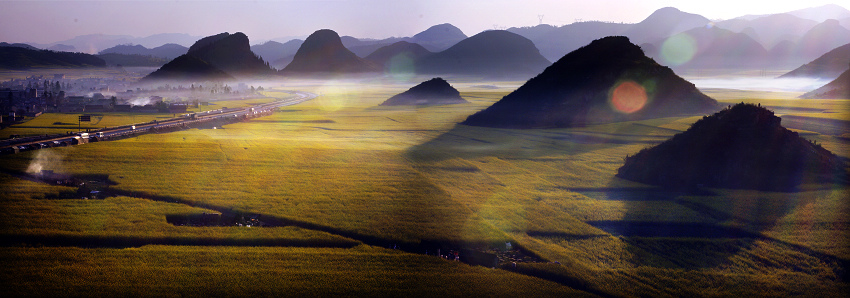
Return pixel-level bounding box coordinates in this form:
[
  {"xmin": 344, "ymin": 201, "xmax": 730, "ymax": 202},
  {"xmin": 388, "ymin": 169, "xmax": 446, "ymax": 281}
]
[
  {"xmin": 610, "ymin": 80, "xmax": 648, "ymax": 114},
  {"xmin": 660, "ymin": 33, "xmax": 697, "ymax": 66}
]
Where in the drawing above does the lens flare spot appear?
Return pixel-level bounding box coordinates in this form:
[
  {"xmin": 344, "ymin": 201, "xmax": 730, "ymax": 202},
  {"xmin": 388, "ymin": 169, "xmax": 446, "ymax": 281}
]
[
  {"xmin": 660, "ymin": 34, "xmax": 696, "ymax": 66},
  {"xmin": 610, "ymin": 81, "xmax": 647, "ymax": 114},
  {"xmin": 387, "ymin": 53, "xmax": 415, "ymax": 80}
]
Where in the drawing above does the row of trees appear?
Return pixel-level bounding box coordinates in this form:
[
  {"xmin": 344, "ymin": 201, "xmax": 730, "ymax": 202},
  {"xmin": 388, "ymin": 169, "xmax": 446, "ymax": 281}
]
[{"xmin": 26, "ymin": 80, "xmax": 63, "ymax": 93}]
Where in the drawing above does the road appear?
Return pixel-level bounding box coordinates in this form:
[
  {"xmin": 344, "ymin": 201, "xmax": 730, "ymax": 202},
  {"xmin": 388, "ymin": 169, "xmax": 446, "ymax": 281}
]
[{"xmin": 0, "ymin": 90, "xmax": 317, "ymax": 154}]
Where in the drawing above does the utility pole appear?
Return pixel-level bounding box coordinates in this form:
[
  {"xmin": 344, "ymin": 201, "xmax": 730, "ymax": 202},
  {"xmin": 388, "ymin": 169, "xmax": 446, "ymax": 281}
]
[{"xmin": 538, "ymin": 15, "xmax": 544, "ymax": 25}]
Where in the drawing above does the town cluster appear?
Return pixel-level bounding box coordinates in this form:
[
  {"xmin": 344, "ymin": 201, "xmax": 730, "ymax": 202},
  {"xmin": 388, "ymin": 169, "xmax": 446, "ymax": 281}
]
[{"xmin": 0, "ymin": 74, "xmax": 264, "ymax": 127}]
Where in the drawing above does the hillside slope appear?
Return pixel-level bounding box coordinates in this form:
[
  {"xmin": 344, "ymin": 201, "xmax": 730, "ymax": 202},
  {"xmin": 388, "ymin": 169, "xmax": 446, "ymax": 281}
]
[{"xmin": 462, "ymin": 36, "xmax": 718, "ymax": 128}]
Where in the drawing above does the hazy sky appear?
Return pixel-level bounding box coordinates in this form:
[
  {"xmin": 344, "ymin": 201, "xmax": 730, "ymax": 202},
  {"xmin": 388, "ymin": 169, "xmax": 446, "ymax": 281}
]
[{"xmin": 1, "ymin": 0, "xmax": 846, "ymax": 44}]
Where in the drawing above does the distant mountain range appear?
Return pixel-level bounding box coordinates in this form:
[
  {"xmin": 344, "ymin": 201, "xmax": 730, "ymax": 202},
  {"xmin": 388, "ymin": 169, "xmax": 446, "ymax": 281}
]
[
  {"xmin": 255, "ymin": 23, "xmax": 467, "ymax": 69},
  {"xmin": 793, "ymin": 19, "xmax": 850, "ymax": 63},
  {"xmin": 99, "ymin": 44, "xmax": 188, "ymax": 60},
  {"xmin": 251, "ymin": 40, "xmax": 303, "ymax": 68},
  {"xmin": 736, "ymin": 4, "xmax": 850, "ymax": 22},
  {"xmin": 96, "ymin": 53, "xmax": 169, "ymax": 67},
  {"xmin": 46, "ymin": 44, "xmax": 76, "ymax": 52},
  {"xmin": 715, "ymin": 13, "xmax": 818, "ymax": 49},
  {"xmin": 462, "ymin": 36, "xmax": 718, "ymax": 128},
  {"xmin": 641, "ymin": 26, "xmax": 770, "ymax": 69},
  {"xmin": 500, "ymin": 6, "xmax": 850, "ymax": 70},
  {"xmin": 7, "ymin": 4, "xmax": 850, "ymax": 75},
  {"xmin": 0, "ymin": 42, "xmax": 39, "ymax": 51},
  {"xmin": 28, "ymin": 33, "xmax": 201, "ymax": 54},
  {"xmin": 505, "ymin": 7, "xmax": 707, "ymax": 62},
  {"xmin": 0, "ymin": 47, "xmax": 106, "ymax": 69}
]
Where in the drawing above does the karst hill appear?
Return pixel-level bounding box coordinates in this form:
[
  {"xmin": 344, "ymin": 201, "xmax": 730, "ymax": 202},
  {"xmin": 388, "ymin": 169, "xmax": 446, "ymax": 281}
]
[
  {"xmin": 380, "ymin": 78, "xmax": 467, "ymax": 106},
  {"xmin": 800, "ymin": 65, "xmax": 850, "ymax": 99},
  {"xmin": 365, "ymin": 41, "xmax": 432, "ymax": 73},
  {"xmin": 141, "ymin": 54, "xmax": 234, "ymax": 81},
  {"xmin": 462, "ymin": 36, "xmax": 719, "ymax": 128},
  {"xmin": 781, "ymin": 43, "xmax": 850, "ymax": 80},
  {"xmin": 143, "ymin": 32, "xmax": 271, "ymax": 81},
  {"xmin": 184, "ymin": 32, "xmax": 272, "ymax": 75},
  {"xmin": 280, "ymin": 29, "xmax": 380, "ymax": 75},
  {"xmin": 617, "ymin": 103, "xmax": 847, "ymax": 191},
  {"xmin": 414, "ymin": 30, "xmax": 551, "ymax": 78}
]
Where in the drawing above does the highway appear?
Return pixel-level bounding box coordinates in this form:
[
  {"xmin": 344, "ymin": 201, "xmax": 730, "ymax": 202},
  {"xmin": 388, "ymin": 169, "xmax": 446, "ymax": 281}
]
[{"xmin": 0, "ymin": 90, "xmax": 317, "ymax": 154}]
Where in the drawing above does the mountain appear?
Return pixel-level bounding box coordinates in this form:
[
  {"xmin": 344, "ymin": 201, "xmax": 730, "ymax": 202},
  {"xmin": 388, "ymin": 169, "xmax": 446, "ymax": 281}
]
[
  {"xmin": 380, "ymin": 78, "xmax": 467, "ymax": 106},
  {"xmin": 281, "ymin": 29, "xmax": 380, "ymax": 74},
  {"xmin": 842, "ymin": 17, "xmax": 850, "ymax": 30},
  {"xmin": 409, "ymin": 23, "xmax": 468, "ymax": 52},
  {"xmin": 271, "ymin": 55, "xmax": 295, "ymax": 70},
  {"xmin": 340, "ymin": 36, "xmax": 401, "ymax": 57},
  {"xmin": 347, "ymin": 43, "xmax": 395, "ymax": 58},
  {"xmin": 768, "ymin": 40, "xmax": 797, "ymax": 60},
  {"xmin": 621, "ymin": 7, "xmax": 710, "ymax": 45},
  {"xmin": 97, "ymin": 53, "xmax": 168, "ymax": 67},
  {"xmin": 462, "ymin": 36, "xmax": 718, "ymax": 128},
  {"xmin": 292, "ymin": 23, "xmax": 467, "ymax": 59},
  {"xmin": 715, "ymin": 14, "xmax": 818, "ymax": 49},
  {"xmin": 47, "ymin": 44, "xmax": 76, "ymax": 52},
  {"xmin": 508, "ymin": 7, "xmax": 708, "ymax": 62},
  {"xmin": 506, "ymin": 25, "xmax": 558, "ymax": 43},
  {"xmin": 41, "ymin": 34, "xmax": 133, "ymax": 54},
  {"xmin": 734, "ymin": 4, "xmax": 850, "ymax": 22},
  {"xmin": 133, "ymin": 33, "xmax": 200, "ymax": 48},
  {"xmin": 364, "ymin": 41, "xmax": 432, "ymax": 73},
  {"xmin": 794, "ymin": 19, "xmax": 850, "ymax": 62},
  {"xmin": 646, "ymin": 27, "xmax": 769, "ymax": 69},
  {"xmin": 0, "ymin": 47, "xmax": 105, "ymax": 69},
  {"xmin": 141, "ymin": 54, "xmax": 234, "ymax": 81},
  {"xmin": 99, "ymin": 44, "xmax": 148, "ymax": 56},
  {"xmin": 250, "ymin": 40, "xmax": 303, "ymax": 65},
  {"xmin": 99, "ymin": 43, "xmax": 187, "ymax": 60},
  {"xmin": 800, "ymin": 67, "xmax": 850, "ymax": 99},
  {"xmin": 786, "ymin": 4, "xmax": 850, "ymax": 22},
  {"xmin": 414, "ymin": 30, "xmax": 550, "ymax": 78},
  {"xmin": 185, "ymin": 32, "xmax": 273, "ymax": 76},
  {"xmin": 149, "ymin": 44, "xmax": 190, "ymax": 60},
  {"xmin": 511, "ymin": 21, "xmax": 628, "ymax": 62},
  {"xmin": 0, "ymin": 42, "xmax": 39, "ymax": 50},
  {"xmin": 617, "ymin": 103, "xmax": 846, "ymax": 191},
  {"xmin": 781, "ymin": 43, "xmax": 850, "ymax": 79}
]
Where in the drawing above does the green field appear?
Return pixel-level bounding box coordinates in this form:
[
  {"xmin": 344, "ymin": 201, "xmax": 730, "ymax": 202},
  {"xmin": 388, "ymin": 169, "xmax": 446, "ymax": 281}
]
[{"xmin": 1, "ymin": 79, "xmax": 848, "ymax": 296}]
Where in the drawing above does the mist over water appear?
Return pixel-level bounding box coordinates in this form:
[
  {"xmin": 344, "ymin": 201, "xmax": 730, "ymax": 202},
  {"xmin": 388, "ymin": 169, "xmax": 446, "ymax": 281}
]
[{"xmin": 686, "ymin": 77, "xmax": 830, "ymax": 92}]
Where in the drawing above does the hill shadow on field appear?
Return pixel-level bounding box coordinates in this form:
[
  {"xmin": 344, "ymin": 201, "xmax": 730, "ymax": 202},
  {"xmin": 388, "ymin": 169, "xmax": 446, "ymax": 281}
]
[{"xmin": 404, "ymin": 119, "xmax": 850, "ymax": 292}]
